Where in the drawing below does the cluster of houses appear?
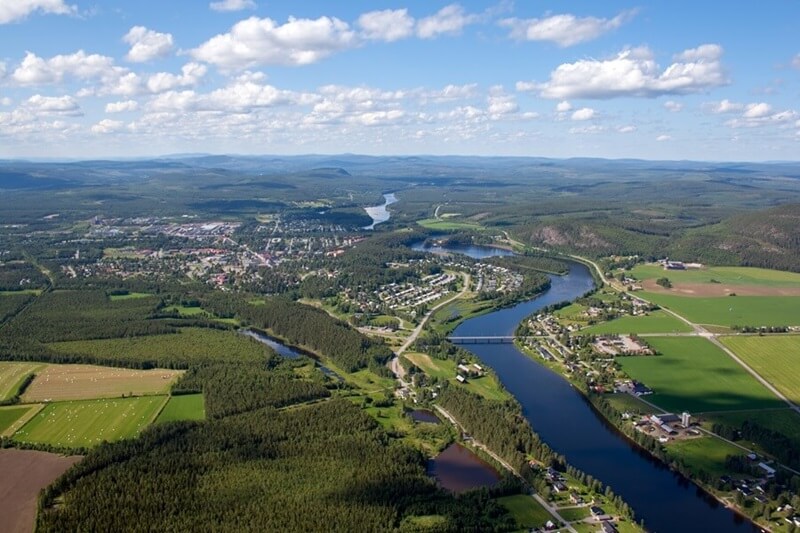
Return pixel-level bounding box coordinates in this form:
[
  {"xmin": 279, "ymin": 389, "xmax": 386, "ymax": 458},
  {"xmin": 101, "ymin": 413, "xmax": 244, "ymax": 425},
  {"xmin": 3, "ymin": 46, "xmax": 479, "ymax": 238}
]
[
  {"xmin": 593, "ymin": 335, "xmax": 654, "ymax": 356},
  {"xmin": 472, "ymin": 263, "xmax": 523, "ymax": 293},
  {"xmin": 376, "ymin": 272, "xmax": 457, "ymax": 310},
  {"xmin": 455, "ymin": 362, "xmax": 484, "ymax": 383}
]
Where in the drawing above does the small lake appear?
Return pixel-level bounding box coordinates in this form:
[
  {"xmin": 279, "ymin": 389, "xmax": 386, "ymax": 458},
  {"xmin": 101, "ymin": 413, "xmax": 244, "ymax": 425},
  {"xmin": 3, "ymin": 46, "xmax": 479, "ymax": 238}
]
[
  {"xmin": 411, "ymin": 241, "xmax": 515, "ymax": 259},
  {"xmin": 241, "ymin": 328, "xmax": 342, "ymax": 380},
  {"xmin": 409, "ymin": 409, "xmax": 441, "ymax": 424},
  {"xmin": 428, "ymin": 443, "xmax": 501, "ymax": 493},
  {"xmin": 363, "ymin": 193, "xmax": 398, "ymax": 230}
]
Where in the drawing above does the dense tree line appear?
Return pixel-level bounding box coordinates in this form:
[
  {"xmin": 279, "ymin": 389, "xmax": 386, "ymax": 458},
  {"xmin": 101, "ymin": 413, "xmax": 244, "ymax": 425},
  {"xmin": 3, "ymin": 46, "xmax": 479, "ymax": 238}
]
[
  {"xmin": 37, "ymin": 400, "xmax": 512, "ymax": 532},
  {"xmin": 0, "ymin": 261, "xmax": 49, "ymax": 290},
  {"xmin": 0, "ymin": 292, "xmax": 33, "ymax": 325},
  {"xmin": 173, "ymin": 361, "xmax": 330, "ymax": 419},
  {"xmin": 203, "ymin": 294, "xmax": 393, "ymax": 373},
  {"xmin": 713, "ymin": 421, "xmax": 800, "ymax": 470},
  {"xmin": 437, "ymin": 386, "xmax": 561, "ymax": 473}
]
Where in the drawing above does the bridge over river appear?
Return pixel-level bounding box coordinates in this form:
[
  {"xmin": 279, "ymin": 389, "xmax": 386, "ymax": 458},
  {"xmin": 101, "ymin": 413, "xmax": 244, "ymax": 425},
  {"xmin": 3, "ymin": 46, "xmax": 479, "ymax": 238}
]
[{"xmin": 447, "ymin": 336, "xmax": 534, "ymax": 344}]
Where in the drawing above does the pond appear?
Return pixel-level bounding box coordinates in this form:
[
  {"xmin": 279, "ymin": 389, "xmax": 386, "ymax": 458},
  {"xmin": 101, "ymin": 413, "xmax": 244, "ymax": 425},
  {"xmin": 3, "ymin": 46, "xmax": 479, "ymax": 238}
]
[{"xmin": 428, "ymin": 443, "xmax": 501, "ymax": 493}]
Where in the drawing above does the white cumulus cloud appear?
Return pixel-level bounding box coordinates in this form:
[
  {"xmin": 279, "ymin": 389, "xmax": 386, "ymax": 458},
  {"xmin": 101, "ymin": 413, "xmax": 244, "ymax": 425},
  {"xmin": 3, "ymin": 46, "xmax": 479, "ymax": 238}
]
[
  {"xmin": 571, "ymin": 107, "xmax": 596, "ymax": 121},
  {"xmin": 358, "ymin": 9, "xmax": 414, "ymax": 42},
  {"xmin": 417, "ymin": 4, "xmax": 476, "ymax": 39},
  {"xmin": 209, "ymin": 0, "xmax": 256, "ymax": 12},
  {"xmin": 147, "ymin": 62, "xmax": 207, "ymax": 93},
  {"xmin": 24, "ymin": 94, "xmax": 82, "ymax": 116},
  {"xmin": 742, "ymin": 102, "xmax": 772, "ymax": 119},
  {"xmin": 617, "ymin": 125, "xmax": 636, "ymax": 133},
  {"xmin": 0, "ymin": 0, "xmax": 75, "ymax": 24},
  {"xmin": 526, "ymin": 44, "xmax": 727, "ymax": 99},
  {"xmin": 656, "ymin": 134, "xmax": 672, "ymax": 141},
  {"xmin": 664, "ymin": 100, "xmax": 683, "ymax": 112},
  {"xmin": 555, "ymin": 100, "xmax": 571, "ymax": 112},
  {"xmin": 91, "ymin": 119, "xmax": 125, "ymax": 134},
  {"xmin": 12, "ymin": 50, "xmax": 116, "ymax": 85},
  {"xmin": 190, "ymin": 16, "xmax": 357, "ymax": 69},
  {"xmin": 124, "ymin": 26, "xmax": 174, "ymax": 63},
  {"xmin": 501, "ymin": 10, "xmax": 635, "ymax": 47},
  {"xmin": 706, "ymin": 99, "xmax": 743, "ymax": 113},
  {"xmin": 105, "ymin": 100, "xmax": 138, "ymax": 113}
]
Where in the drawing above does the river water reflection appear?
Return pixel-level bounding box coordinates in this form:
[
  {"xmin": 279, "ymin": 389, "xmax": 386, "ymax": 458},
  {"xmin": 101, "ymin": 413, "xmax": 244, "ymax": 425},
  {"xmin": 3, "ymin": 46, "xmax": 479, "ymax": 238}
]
[{"xmin": 428, "ymin": 443, "xmax": 501, "ymax": 493}]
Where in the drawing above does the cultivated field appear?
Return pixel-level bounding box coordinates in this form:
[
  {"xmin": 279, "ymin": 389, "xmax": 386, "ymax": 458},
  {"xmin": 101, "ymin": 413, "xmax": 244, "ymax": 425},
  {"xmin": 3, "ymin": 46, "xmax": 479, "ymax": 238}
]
[
  {"xmin": 156, "ymin": 394, "xmax": 205, "ymax": 424},
  {"xmin": 48, "ymin": 327, "xmax": 269, "ymax": 366},
  {"xmin": 719, "ymin": 335, "xmax": 800, "ymax": 405},
  {"xmin": 0, "ymin": 362, "xmax": 43, "ymax": 401},
  {"xmin": 618, "ymin": 337, "xmax": 783, "ymax": 413},
  {"xmin": 13, "ymin": 396, "xmax": 168, "ymax": 448},
  {"xmin": 664, "ymin": 437, "xmax": 744, "ymax": 478},
  {"xmin": 21, "ymin": 364, "xmax": 182, "ymax": 402},
  {"xmin": 416, "ymin": 218, "xmax": 483, "ymax": 231},
  {"xmin": 0, "ymin": 449, "xmax": 81, "ymax": 533},
  {"xmin": 639, "ymin": 293, "xmax": 800, "ymax": 327},
  {"xmin": 581, "ymin": 310, "xmax": 692, "ymax": 335},
  {"xmin": 0, "ymin": 405, "xmax": 40, "ymax": 436},
  {"xmin": 497, "ymin": 494, "xmax": 552, "ymax": 529},
  {"xmin": 630, "ymin": 265, "xmax": 800, "ymax": 287}
]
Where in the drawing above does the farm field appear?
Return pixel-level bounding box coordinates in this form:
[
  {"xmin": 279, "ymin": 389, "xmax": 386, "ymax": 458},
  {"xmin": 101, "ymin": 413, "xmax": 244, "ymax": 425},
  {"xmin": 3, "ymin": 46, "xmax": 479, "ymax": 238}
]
[
  {"xmin": 719, "ymin": 335, "xmax": 800, "ymax": 405},
  {"xmin": 618, "ymin": 337, "xmax": 783, "ymax": 413},
  {"xmin": 156, "ymin": 394, "xmax": 205, "ymax": 424},
  {"xmin": 581, "ymin": 310, "xmax": 692, "ymax": 335},
  {"xmin": 416, "ymin": 218, "xmax": 483, "ymax": 231},
  {"xmin": 630, "ymin": 265, "xmax": 800, "ymax": 287},
  {"xmin": 108, "ymin": 292, "xmax": 153, "ymax": 301},
  {"xmin": 0, "ymin": 405, "xmax": 37, "ymax": 435},
  {"xmin": 48, "ymin": 328, "xmax": 270, "ymax": 366},
  {"xmin": 13, "ymin": 396, "xmax": 168, "ymax": 448},
  {"xmin": 0, "ymin": 449, "xmax": 82, "ymax": 533},
  {"xmin": 0, "ymin": 362, "xmax": 43, "ymax": 401},
  {"xmin": 163, "ymin": 304, "xmax": 206, "ymax": 316},
  {"xmin": 497, "ymin": 494, "xmax": 552, "ymax": 529},
  {"xmin": 21, "ymin": 364, "xmax": 182, "ymax": 402},
  {"xmin": 664, "ymin": 437, "xmax": 744, "ymax": 478},
  {"xmin": 639, "ymin": 293, "xmax": 800, "ymax": 327},
  {"xmin": 603, "ymin": 393, "xmax": 655, "ymax": 415}
]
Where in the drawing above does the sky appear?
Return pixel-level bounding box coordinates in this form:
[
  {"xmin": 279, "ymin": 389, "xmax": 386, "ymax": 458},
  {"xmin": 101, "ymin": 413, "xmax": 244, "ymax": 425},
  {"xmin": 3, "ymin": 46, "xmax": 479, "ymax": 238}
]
[{"xmin": 0, "ymin": 0, "xmax": 799, "ymax": 161}]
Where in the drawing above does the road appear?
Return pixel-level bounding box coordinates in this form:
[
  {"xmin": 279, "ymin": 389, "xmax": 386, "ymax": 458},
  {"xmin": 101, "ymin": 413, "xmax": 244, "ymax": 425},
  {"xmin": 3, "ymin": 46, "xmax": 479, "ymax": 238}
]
[{"xmin": 433, "ymin": 406, "xmax": 578, "ymax": 533}]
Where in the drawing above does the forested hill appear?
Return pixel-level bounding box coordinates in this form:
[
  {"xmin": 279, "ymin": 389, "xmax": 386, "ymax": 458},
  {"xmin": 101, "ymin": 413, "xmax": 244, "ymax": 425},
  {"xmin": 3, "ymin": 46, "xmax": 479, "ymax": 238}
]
[
  {"xmin": 515, "ymin": 203, "xmax": 800, "ymax": 273},
  {"xmin": 671, "ymin": 203, "xmax": 800, "ymax": 272}
]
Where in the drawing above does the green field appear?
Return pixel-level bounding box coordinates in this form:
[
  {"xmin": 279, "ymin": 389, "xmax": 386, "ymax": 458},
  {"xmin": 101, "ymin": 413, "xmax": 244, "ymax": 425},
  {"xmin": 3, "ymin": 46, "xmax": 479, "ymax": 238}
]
[
  {"xmin": 720, "ymin": 335, "xmax": 800, "ymax": 405},
  {"xmin": 618, "ymin": 337, "xmax": 783, "ymax": 413},
  {"xmin": 49, "ymin": 328, "xmax": 269, "ymax": 366},
  {"xmin": 557, "ymin": 506, "xmax": 591, "ymax": 522},
  {"xmin": 630, "ymin": 265, "xmax": 800, "ymax": 286},
  {"xmin": 416, "ymin": 218, "xmax": 483, "ymax": 231},
  {"xmin": 405, "ymin": 352, "xmax": 509, "ymax": 401},
  {"xmin": 156, "ymin": 394, "xmax": 205, "ymax": 424},
  {"xmin": 163, "ymin": 305, "xmax": 206, "ymax": 316},
  {"xmin": 13, "ymin": 396, "xmax": 168, "ymax": 448},
  {"xmin": 0, "ymin": 362, "xmax": 42, "ymax": 401},
  {"xmin": 603, "ymin": 393, "xmax": 655, "ymax": 415},
  {"xmin": 0, "ymin": 405, "xmax": 34, "ymax": 434},
  {"xmin": 664, "ymin": 437, "xmax": 744, "ymax": 477},
  {"xmin": 497, "ymin": 495, "xmax": 552, "ymax": 529},
  {"xmin": 582, "ymin": 310, "xmax": 692, "ymax": 335},
  {"xmin": 108, "ymin": 292, "xmax": 154, "ymax": 301},
  {"xmin": 640, "ymin": 293, "xmax": 800, "ymax": 327}
]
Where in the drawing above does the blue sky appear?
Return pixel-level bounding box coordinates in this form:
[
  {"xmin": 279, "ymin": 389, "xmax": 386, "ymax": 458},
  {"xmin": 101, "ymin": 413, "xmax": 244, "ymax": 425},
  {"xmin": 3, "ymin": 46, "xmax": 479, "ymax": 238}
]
[{"xmin": 1, "ymin": 0, "xmax": 799, "ymax": 160}]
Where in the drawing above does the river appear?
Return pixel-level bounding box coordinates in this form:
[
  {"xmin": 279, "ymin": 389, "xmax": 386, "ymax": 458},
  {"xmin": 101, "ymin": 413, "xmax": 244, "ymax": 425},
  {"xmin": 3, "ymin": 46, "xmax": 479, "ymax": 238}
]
[
  {"xmin": 425, "ymin": 245, "xmax": 754, "ymax": 532},
  {"xmin": 241, "ymin": 328, "xmax": 342, "ymax": 380},
  {"xmin": 363, "ymin": 192, "xmax": 398, "ymax": 230}
]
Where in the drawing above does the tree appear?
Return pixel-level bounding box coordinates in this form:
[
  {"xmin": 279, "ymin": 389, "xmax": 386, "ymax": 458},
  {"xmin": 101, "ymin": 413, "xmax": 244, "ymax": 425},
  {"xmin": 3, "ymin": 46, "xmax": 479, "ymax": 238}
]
[{"xmin": 655, "ymin": 277, "xmax": 672, "ymax": 288}]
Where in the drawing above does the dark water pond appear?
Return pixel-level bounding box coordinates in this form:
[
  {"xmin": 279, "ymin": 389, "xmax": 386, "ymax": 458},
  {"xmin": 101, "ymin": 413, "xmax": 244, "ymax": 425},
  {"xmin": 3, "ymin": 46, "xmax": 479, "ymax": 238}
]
[
  {"xmin": 428, "ymin": 443, "xmax": 501, "ymax": 493},
  {"xmin": 410, "ymin": 409, "xmax": 441, "ymax": 424}
]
